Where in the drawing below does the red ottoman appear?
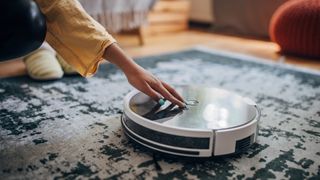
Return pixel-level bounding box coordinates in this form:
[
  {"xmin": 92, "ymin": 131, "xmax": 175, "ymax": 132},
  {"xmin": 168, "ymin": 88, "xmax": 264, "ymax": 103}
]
[{"xmin": 269, "ymin": 0, "xmax": 320, "ymax": 58}]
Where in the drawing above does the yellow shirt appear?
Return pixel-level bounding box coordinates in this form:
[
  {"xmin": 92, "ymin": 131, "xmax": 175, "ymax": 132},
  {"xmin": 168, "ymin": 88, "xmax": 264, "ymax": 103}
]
[{"xmin": 35, "ymin": 0, "xmax": 116, "ymax": 77}]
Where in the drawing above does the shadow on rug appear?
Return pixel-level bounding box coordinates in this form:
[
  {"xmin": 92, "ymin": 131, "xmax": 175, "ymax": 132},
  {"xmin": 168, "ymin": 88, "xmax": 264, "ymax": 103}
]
[{"xmin": 1, "ymin": 47, "xmax": 319, "ymax": 179}]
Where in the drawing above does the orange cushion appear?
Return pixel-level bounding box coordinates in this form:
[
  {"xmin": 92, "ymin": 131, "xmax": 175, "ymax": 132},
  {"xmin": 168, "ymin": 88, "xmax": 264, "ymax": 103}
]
[{"xmin": 269, "ymin": 0, "xmax": 320, "ymax": 58}]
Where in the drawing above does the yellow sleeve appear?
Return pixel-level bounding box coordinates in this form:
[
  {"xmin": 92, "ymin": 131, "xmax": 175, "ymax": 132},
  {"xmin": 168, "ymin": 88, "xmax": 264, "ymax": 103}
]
[{"xmin": 34, "ymin": 0, "xmax": 116, "ymax": 77}]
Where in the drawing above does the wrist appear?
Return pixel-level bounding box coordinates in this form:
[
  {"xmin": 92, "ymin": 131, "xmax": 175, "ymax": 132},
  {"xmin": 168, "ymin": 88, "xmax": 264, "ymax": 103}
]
[
  {"xmin": 103, "ymin": 43, "xmax": 141, "ymax": 74},
  {"xmin": 122, "ymin": 62, "xmax": 143, "ymax": 76}
]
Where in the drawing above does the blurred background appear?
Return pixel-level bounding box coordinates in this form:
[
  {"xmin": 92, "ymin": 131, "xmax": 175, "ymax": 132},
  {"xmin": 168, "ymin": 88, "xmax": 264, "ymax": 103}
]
[{"xmin": 1, "ymin": 0, "xmax": 319, "ymax": 78}]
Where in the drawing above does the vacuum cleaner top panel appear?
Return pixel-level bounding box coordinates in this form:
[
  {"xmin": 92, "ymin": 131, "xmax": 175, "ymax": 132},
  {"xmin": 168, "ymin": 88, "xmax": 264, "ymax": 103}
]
[{"xmin": 129, "ymin": 86, "xmax": 257, "ymax": 130}]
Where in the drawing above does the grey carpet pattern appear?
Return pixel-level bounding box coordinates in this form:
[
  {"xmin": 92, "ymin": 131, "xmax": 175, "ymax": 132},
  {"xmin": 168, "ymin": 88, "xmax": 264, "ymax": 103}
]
[{"xmin": 1, "ymin": 47, "xmax": 320, "ymax": 179}]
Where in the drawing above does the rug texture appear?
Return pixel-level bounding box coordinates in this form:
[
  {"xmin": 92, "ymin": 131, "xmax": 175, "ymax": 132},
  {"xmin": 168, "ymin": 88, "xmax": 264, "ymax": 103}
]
[{"xmin": 1, "ymin": 47, "xmax": 320, "ymax": 179}]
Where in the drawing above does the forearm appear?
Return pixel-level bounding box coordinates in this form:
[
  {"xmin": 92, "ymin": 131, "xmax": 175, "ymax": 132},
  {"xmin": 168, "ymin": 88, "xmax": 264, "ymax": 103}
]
[
  {"xmin": 102, "ymin": 43, "xmax": 185, "ymax": 107},
  {"xmin": 102, "ymin": 43, "xmax": 140, "ymax": 75}
]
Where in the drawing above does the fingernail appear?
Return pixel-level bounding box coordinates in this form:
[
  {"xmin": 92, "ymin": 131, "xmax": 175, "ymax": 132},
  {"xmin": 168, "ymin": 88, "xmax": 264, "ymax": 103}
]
[
  {"xmin": 181, "ymin": 105, "xmax": 188, "ymax": 110},
  {"xmin": 180, "ymin": 103, "xmax": 187, "ymax": 109},
  {"xmin": 158, "ymin": 98, "xmax": 166, "ymax": 106}
]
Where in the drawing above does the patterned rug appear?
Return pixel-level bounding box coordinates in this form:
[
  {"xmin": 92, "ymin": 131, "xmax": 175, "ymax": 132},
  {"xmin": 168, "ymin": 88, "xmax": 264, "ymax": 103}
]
[{"xmin": 1, "ymin": 47, "xmax": 319, "ymax": 179}]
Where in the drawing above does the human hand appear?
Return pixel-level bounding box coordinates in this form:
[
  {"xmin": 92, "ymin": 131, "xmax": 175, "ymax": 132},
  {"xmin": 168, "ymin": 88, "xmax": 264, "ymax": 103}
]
[
  {"xmin": 124, "ymin": 65, "xmax": 185, "ymax": 108},
  {"xmin": 103, "ymin": 43, "xmax": 185, "ymax": 108}
]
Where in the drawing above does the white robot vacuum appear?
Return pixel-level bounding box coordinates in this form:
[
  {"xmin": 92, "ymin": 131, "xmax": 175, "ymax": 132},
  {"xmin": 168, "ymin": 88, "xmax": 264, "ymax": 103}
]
[{"xmin": 121, "ymin": 86, "xmax": 261, "ymax": 157}]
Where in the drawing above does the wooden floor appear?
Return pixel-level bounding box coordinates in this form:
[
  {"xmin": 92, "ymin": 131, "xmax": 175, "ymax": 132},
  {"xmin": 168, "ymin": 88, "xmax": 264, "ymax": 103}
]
[{"xmin": 1, "ymin": 30, "xmax": 319, "ymax": 78}]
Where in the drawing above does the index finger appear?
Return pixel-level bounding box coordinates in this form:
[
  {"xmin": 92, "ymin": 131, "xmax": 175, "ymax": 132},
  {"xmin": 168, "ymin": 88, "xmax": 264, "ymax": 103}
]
[
  {"xmin": 150, "ymin": 82, "xmax": 185, "ymax": 108},
  {"xmin": 161, "ymin": 81, "xmax": 185, "ymax": 102}
]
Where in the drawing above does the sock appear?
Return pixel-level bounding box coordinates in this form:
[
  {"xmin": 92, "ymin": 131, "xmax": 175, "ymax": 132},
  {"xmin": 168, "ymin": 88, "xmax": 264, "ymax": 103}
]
[
  {"xmin": 24, "ymin": 49, "xmax": 63, "ymax": 80},
  {"xmin": 56, "ymin": 54, "xmax": 78, "ymax": 75}
]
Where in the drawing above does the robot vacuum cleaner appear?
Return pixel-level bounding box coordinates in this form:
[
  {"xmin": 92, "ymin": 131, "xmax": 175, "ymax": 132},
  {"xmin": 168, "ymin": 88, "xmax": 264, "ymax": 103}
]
[{"xmin": 121, "ymin": 86, "xmax": 261, "ymax": 157}]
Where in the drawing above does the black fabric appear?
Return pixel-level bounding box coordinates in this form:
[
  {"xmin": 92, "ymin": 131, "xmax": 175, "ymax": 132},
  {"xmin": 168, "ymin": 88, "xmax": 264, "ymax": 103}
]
[{"xmin": 0, "ymin": 0, "xmax": 46, "ymax": 61}]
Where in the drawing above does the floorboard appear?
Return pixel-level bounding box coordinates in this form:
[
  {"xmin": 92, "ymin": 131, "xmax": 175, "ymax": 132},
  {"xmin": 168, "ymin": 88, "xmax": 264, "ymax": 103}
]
[{"xmin": 0, "ymin": 30, "xmax": 319, "ymax": 78}]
